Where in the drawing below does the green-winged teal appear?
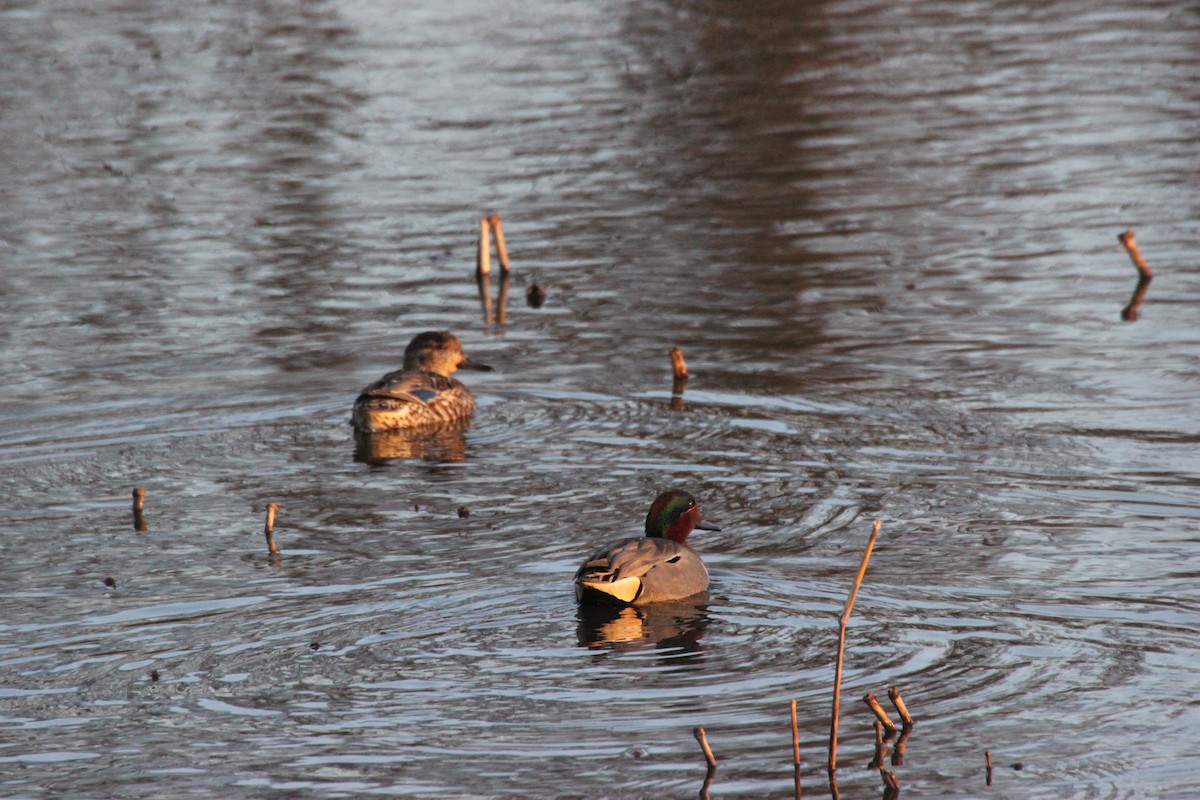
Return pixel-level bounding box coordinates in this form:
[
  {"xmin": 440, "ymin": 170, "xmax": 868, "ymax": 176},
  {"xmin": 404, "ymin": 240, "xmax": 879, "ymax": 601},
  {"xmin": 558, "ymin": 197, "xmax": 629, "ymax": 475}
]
[
  {"xmin": 575, "ymin": 490, "xmax": 720, "ymax": 604},
  {"xmin": 351, "ymin": 331, "xmax": 492, "ymax": 432}
]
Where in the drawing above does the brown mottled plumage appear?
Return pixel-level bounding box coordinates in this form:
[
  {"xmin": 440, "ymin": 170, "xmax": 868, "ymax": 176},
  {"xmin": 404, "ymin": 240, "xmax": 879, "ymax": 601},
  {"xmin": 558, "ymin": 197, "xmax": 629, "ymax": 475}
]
[
  {"xmin": 575, "ymin": 490, "xmax": 721, "ymax": 605},
  {"xmin": 351, "ymin": 332, "xmax": 492, "ymax": 432}
]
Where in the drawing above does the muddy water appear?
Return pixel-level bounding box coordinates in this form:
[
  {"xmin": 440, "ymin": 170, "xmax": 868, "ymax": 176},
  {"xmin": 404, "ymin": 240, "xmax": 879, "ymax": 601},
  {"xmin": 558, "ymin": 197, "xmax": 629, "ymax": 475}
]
[{"xmin": 2, "ymin": 0, "xmax": 1199, "ymax": 797}]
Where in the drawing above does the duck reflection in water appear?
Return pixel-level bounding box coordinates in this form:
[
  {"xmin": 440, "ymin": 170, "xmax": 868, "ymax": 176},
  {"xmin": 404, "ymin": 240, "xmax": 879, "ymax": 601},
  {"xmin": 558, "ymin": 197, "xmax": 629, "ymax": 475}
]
[
  {"xmin": 575, "ymin": 594, "xmax": 711, "ymax": 656},
  {"xmin": 352, "ymin": 424, "xmax": 469, "ymax": 464}
]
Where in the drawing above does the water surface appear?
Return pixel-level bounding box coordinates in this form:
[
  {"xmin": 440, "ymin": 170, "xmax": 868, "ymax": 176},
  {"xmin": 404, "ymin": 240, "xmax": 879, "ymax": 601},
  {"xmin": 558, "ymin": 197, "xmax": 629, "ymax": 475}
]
[{"xmin": 2, "ymin": 0, "xmax": 1199, "ymax": 797}]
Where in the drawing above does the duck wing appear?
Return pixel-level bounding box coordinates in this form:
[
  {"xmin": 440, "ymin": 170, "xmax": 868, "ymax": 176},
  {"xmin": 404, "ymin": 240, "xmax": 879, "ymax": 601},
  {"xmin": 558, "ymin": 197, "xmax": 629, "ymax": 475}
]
[
  {"xmin": 360, "ymin": 370, "xmax": 459, "ymax": 404},
  {"xmin": 575, "ymin": 537, "xmax": 693, "ymax": 603}
]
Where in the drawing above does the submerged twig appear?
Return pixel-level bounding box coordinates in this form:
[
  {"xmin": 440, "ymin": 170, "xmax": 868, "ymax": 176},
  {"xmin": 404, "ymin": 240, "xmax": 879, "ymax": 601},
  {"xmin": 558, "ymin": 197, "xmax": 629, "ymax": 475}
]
[
  {"xmin": 828, "ymin": 519, "xmax": 882, "ymax": 772},
  {"xmin": 264, "ymin": 502, "xmax": 280, "ymax": 555}
]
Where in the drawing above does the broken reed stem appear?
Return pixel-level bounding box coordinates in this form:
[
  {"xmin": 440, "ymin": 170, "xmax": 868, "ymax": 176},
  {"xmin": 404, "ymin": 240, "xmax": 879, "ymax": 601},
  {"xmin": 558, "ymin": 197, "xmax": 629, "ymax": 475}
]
[
  {"xmin": 790, "ymin": 699, "xmax": 801, "ymax": 767},
  {"xmin": 693, "ymin": 726, "xmax": 718, "ymax": 769},
  {"xmin": 791, "ymin": 699, "xmax": 802, "ymax": 800},
  {"xmin": 131, "ymin": 487, "xmax": 148, "ymax": 531},
  {"xmin": 1117, "ymin": 229, "xmax": 1153, "ymax": 321},
  {"xmin": 986, "ymin": 750, "xmax": 993, "ymax": 786},
  {"xmin": 264, "ymin": 502, "xmax": 280, "ymax": 555},
  {"xmin": 670, "ymin": 346, "xmax": 689, "ymax": 379},
  {"xmin": 1118, "ymin": 230, "xmax": 1152, "ymax": 279},
  {"xmin": 476, "ymin": 216, "xmax": 492, "ymax": 277},
  {"xmin": 670, "ymin": 347, "xmax": 689, "ymax": 397},
  {"xmin": 487, "ymin": 213, "xmax": 511, "ymax": 275},
  {"xmin": 887, "ymin": 686, "xmax": 914, "ymax": 726},
  {"xmin": 828, "ymin": 519, "xmax": 882, "ymax": 773},
  {"xmin": 863, "ymin": 693, "xmax": 899, "ymax": 734}
]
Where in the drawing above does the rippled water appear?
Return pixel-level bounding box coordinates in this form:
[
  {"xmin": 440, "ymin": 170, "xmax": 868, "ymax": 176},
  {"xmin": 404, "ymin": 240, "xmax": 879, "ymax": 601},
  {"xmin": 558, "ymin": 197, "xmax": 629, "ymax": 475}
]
[{"xmin": 2, "ymin": 0, "xmax": 1199, "ymax": 797}]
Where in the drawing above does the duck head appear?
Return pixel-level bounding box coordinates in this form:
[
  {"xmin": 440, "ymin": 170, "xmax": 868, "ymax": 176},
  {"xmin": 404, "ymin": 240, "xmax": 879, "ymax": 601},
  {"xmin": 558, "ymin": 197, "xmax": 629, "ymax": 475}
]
[
  {"xmin": 644, "ymin": 490, "xmax": 721, "ymax": 544},
  {"xmin": 402, "ymin": 331, "xmax": 493, "ymax": 376}
]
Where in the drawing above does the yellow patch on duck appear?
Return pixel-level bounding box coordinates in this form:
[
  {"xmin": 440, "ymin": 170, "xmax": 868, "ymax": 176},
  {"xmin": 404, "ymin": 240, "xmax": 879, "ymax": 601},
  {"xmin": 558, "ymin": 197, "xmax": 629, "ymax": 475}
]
[{"xmin": 580, "ymin": 577, "xmax": 641, "ymax": 603}]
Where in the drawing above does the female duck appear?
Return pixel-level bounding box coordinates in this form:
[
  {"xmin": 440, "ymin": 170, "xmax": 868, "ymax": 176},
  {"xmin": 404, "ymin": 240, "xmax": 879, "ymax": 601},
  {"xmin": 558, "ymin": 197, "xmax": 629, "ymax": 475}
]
[
  {"xmin": 352, "ymin": 331, "xmax": 492, "ymax": 432},
  {"xmin": 575, "ymin": 490, "xmax": 720, "ymax": 605}
]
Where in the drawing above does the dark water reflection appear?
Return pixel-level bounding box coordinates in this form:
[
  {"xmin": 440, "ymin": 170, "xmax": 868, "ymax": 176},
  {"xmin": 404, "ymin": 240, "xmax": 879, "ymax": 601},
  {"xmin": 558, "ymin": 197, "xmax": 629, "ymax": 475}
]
[{"xmin": 2, "ymin": 0, "xmax": 1199, "ymax": 797}]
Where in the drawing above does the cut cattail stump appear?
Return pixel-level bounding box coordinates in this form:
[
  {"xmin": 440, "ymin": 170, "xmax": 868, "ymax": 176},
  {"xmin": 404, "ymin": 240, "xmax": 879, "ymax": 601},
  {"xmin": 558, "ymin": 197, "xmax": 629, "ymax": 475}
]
[
  {"xmin": 264, "ymin": 502, "xmax": 280, "ymax": 555},
  {"xmin": 132, "ymin": 487, "xmax": 148, "ymax": 532},
  {"xmin": 693, "ymin": 726, "xmax": 717, "ymax": 769},
  {"xmin": 828, "ymin": 519, "xmax": 882, "ymax": 773},
  {"xmin": 863, "ymin": 693, "xmax": 898, "ymax": 735},
  {"xmin": 670, "ymin": 346, "xmax": 689, "ymax": 397},
  {"xmin": 487, "ymin": 213, "xmax": 511, "ymax": 275},
  {"xmin": 887, "ymin": 686, "xmax": 914, "ymax": 726},
  {"xmin": 476, "ymin": 216, "xmax": 492, "ymax": 278},
  {"xmin": 1118, "ymin": 229, "xmax": 1153, "ymax": 321},
  {"xmin": 790, "ymin": 699, "xmax": 802, "ymax": 799},
  {"xmin": 986, "ymin": 750, "xmax": 993, "ymax": 786}
]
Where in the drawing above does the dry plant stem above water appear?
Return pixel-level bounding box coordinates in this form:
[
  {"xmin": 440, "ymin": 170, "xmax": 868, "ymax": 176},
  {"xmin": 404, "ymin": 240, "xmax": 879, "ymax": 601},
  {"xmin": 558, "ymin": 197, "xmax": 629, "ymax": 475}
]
[
  {"xmin": 487, "ymin": 213, "xmax": 511, "ymax": 275},
  {"xmin": 1118, "ymin": 229, "xmax": 1153, "ymax": 279},
  {"xmin": 790, "ymin": 699, "xmax": 802, "ymax": 800},
  {"xmin": 986, "ymin": 750, "xmax": 994, "ymax": 786},
  {"xmin": 131, "ymin": 487, "xmax": 147, "ymax": 532},
  {"xmin": 863, "ymin": 693, "xmax": 899, "ymax": 734},
  {"xmin": 476, "ymin": 216, "xmax": 491, "ymax": 277},
  {"xmin": 1118, "ymin": 229, "xmax": 1153, "ymax": 321},
  {"xmin": 827, "ymin": 519, "xmax": 882, "ymax": 773},
  {"xmin": 264, "ymin": 502, "xmax": 280, "ymax": 556},
  {"xmin": 887, "ymin": 686, "xmax": 914, "ymax": 726},
  {"xmin": 693, "ymin": 726, "xmax": 718, "ymax": 769},
  {"xmin": 670, "ymin": 346, "xmax": 689, "ymax": 379},
  {"xmin": 671, "ymin": 346, "xmax": 689, "ymax": 397}
]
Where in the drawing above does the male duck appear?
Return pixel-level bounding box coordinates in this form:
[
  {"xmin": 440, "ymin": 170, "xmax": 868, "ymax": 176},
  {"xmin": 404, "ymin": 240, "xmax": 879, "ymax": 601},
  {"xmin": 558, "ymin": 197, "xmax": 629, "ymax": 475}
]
[
  {"xmin": 351, "ymin": 331, "xmax": 492, "ymax": 432},
  {"xmin": 575, "ymin": 490, "xmax": 720, "ymax": 605}
]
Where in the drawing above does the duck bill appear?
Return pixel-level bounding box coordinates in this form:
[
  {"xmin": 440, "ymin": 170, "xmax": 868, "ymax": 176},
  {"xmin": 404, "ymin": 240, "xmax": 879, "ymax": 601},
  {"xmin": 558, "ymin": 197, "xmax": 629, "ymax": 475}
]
[
  {"xmin": 694, "ymin": 521, "xmax": 722, "ymax": 532},
  {"xmin": 458, "ymin": 357, "xmax": 494, "ymax": 372}
]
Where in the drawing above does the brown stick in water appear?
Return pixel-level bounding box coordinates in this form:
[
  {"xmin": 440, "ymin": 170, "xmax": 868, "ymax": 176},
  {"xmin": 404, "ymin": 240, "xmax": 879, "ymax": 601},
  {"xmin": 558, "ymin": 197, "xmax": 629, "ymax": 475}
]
[
  {"xmin": 487, "ymin": 214, "xmax": 511, "ymax": 275},
  {"xmin": 828, "ymin": 519, "xmax": 882, "ymax": 772},
  {"xmin": 264, "ymin": 502, "xmax": 280, "ymax": 555},
  {"xmin": 1118, "ymin": 229, "xmax": 1153, "ymax": 321},
  {"xmin": 132, "ymin": 487, "xmax": 148, "ymax": 531},
  {"xmin": 887, "ymin": 686, "xmax": 914, "ymax": 726},
  {"xmin": 791, "ymin": 699, "xmax": 802, "ymax": 799},
  {"xmin": 476, "ymin": 216, "xmax": 492, "ymax": 278},
  {"xmin": 986, "ymin": 750, "xmax": 993, "ymax": 786},
  {"xmin": 693, "ymin": 726, "xmax": 717, "ymax": 769},
  {"xmin": 863, "ymin": 693, "xmax": 899, "ymax": 735}
]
